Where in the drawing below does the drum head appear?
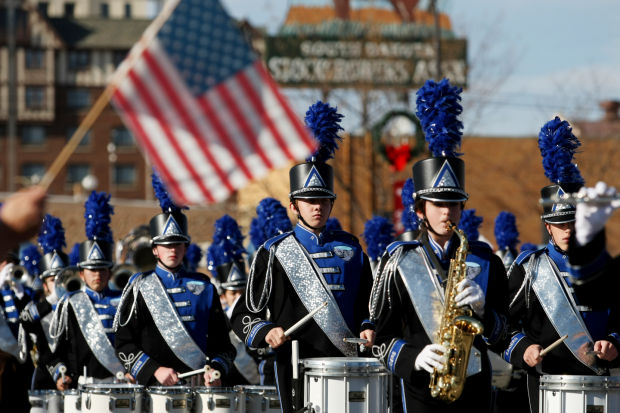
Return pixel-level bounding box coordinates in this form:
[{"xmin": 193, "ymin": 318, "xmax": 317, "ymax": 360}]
[
  {"xmin": 194, "ymin": 386, "xmax": 237, "ymax": 394},
  {"xmin": 302, "ymin": 357, "xmax": 386, "ymax": 374},
  {"xmin": 82, "ymin": 383, "xmax": 144, "ymax": 394},
  {"xmin": 147, "ymin": 385, "xmax": 192, "ymax": 395}
]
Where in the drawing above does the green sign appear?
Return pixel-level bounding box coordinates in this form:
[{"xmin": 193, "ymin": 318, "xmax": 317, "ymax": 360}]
[{"xmin": 265, "ymin": 37, "xmax": 467, "ymax": 90}]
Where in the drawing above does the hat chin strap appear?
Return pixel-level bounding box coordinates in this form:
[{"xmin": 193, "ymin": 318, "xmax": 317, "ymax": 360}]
[{"xmin": 293, "ymin": 200, "xmax": 329, "ymax": 232}]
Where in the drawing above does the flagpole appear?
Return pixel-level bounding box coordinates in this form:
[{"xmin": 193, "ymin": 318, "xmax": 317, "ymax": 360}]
[{"xmin": 39, "ymin": 0, "xmax": 182, "ymax": 191}]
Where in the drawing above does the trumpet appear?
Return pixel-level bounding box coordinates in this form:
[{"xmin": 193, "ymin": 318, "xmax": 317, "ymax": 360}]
[
  {"xmin": 539, "ymin": 193, "xmax": 620, "ymax": 206},
  {"xmin": 54, "ymin": 266, "xmax": 84, "ymax": 298},
  {"xmin": 2, "ymin": 264, "xmax": 27, "ymax": 288}
]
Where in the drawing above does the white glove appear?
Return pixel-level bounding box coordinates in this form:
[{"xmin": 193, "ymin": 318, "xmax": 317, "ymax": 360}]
[
  {"xmin": 414, "ymin": 344, "xmax": 448, "ymax": 373},
  {"xmin": 575, "ymin": 181, "xmax": 620, "ymax": 246},
  {"xmin": 455, "ymin": 278, "xmax": 485, "ymax": 318},
  {"xmin": 0, "ymin": 263, "xmax": 12, "ymax": 287}
]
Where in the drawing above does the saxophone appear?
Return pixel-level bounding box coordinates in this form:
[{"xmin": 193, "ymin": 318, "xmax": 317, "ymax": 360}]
[{"xmin": 429, "ymin": 221, "xmax": 484, "ymax": 402}]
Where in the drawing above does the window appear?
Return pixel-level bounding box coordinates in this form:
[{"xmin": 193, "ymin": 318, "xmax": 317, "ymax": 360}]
[
  {"xmin": 113, "ymin": 164, "xmax": 137, "ymax": 186},
  {"xmin": 124, "ymin": 3, "xmax": 132, "ymax": 18},
  {"xmin": 66, "ymin": 88, "xmax": 91, "ymax": 109},
  {"xmin": 113, "ymin": 50, "xmax": 128, "ymax": 67},
  {"xmin": 67, "ymin": 164, "xmax": 90, "ymax": 184},
  {"xmin": 21, "ymin": 126, "xmax": 46, "ymax": 146},
  {"xmin": 21, "ymin": 163, "xmax": 46, "ymax": 184},
  {"xmin": 67, "ymin": 50, "xmax": 90, "ymax": 70},
  {"xmin": 66, "ymin": 127, "xmax": 92, "ymax": 147},
  {"xmin": 100, "ymin": 3, "xmax": 109, "ymax": 18},
  {"xmin": 111, "ymin": 127, "xmax": 134, "ymax": 147},
  {"xmin": 25, "ymin": 87, "xmax": 45, "ymax": 110},
  {"xmin": 37, "ymin": 2, "xmax": 49, "ymax": 16},
  {"xmin": 64, "ymin": 2, "xmax": 75, "ymax": 17},
  {"xmin": 25, "ymin": 49, "xmax": 45, "ymax": 69}
]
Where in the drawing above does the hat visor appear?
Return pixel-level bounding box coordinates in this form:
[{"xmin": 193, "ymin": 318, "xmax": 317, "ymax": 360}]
[
  {"xmin": 78, "ymin": 261, "xmax": 113, "ymax": 270},
  {"xmin": 542, "ymin": 212, "xmax": 575, "ymax": 224},
  {"xmin": 152, "ymin": 235, "xmax": 191, "ymax": 245},
  {"xmin": 222, "ymin": 282, "xmax": 246, "ymax": 291},
  {"xmin": 416, "ymin": 189, "xmax": 468, "ymax": 203},
  {"xmin": 290, "ymin": 189, "xmax": 336, "ymax": 199}
]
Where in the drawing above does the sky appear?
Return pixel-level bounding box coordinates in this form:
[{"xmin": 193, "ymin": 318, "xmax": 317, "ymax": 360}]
[{"xmin": 220, "ymin": 0, "xmax": 620, "ymax": 137}]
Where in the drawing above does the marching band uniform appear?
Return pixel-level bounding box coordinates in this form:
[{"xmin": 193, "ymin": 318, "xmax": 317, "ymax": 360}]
[
  {"xmin": 369, "ymin": 79, "xmax": 509, "ymax": 413},
  {"xmin": 114, "ymin": 173, "xmax": 235, "ymax": 386},
  {"xmin": 231, "ymin": 102, "xmax": 374, "ymax": 413},
  {"xmin": 18, "ymin": 215, "xmax": 68, "ymax": 390},
  {"xmin": 48, "ymin": 192, "xmax": 123, "ymax": 388},
  {"xmin": 502, "ymin": 119, "xmax": 620, "ymax": 413},
  {"xmin": 207, "ymin": 215, "xmax": 260, "ymax": 386}
]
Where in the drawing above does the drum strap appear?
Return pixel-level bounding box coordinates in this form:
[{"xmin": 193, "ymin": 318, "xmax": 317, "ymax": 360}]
[
  {"xmin": 529, "ymin": 254, "xmax": 604, "ymax": 375},
  {"xmin": 275, "ymin": 236, "xmax": 357, "ymax": 357},
  {"xmin": 0, "ymin": 306, "xmax": 19, "ymax": 358},
  {"xmin": 397, "ymin": 248, "xmax": 482, "ymax": 376},
  {"xmin": 140, "ymin": 275, "xmax": 205, "ymax": 369},
  {"xmin": 69, "ymin": 292, "xmax": 124, "ymax": 375}
]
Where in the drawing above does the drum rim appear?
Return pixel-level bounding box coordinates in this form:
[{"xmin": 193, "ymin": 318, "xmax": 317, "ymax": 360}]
[
  {"xmin": 29, "ymin": 389, "xmax": 63, "ymax": 395},
  {"xmin": 82, "ymin": 383, "xmax": 144, "ymax": 394},
  {"xmin": 194, "ymin": 386, "xmax": 238, "ymax": 394},
  {"xmin": 147, "ymin": 385, "xmax": 193, "ymax": 395},
  {"xmin": 539, "ymin": 374, "xmax": 620, "ymax": 389},
  {"xmin": 302, "ymin": 357, "xmax": 386, "ymax": 372}
]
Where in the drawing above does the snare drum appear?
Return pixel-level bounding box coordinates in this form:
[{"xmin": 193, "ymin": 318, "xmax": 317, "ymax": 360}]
[
  {"xmin": 28, "ymin": 389, "xmax": 62, "ymax": 413},
  {"xmin": 303, "ymin": 357, "xmax": 389, "ymax": 413},
  {"xmin": 63, "ymin": 389, "xmax": 81, "ymax": 413},
  {"xmin": 242, "ymin": 386, "xmax": 279, "ymax": 413},
  {"xmin": 193, "ymin": 387, "xmax": 244, "ymax": 412},
  {"xmin": 81, "ymin": 383, "xmax": 144, "ymax": 412},
  {"xmin": 146, "ymin": 385, "xmax": 193, "ymax": 412},
  {"xmin": 539, "ymin": 375, "xmax": 620, "ymax": 413}
]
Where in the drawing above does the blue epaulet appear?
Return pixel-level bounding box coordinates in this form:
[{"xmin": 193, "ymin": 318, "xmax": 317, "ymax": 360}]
[
  {"xmin": 128, "ymin": 272, "xmax": 145, "ymax": 284},
  {"xmin": 386, "ymin": 240, "xmax": 420, "ymax": 256},
  {"xmin": 263, "ymin": 231, "xmax": 293, "ymax": 250},
  {"xmin": 515, "ymin": 246, "xmax": 546, "ymax": 265}
]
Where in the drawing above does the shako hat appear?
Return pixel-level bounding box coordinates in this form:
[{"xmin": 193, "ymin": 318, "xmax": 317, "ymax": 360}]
[
  {"xmin": 412, "ymin": 78, "xmax": 468, "ymax": 202},
  {"xmin": 494, "ymin": 211, "xmax": 520, "ymax": 269},
  {"xmin": 79, "ymin": 191, "xmax": 114, "ymax": 270},
  {"xmin": 538, "ymin": 117, "xmax": 584, "ymax": 224},
  {"xmin": 289, "ymin": 101, "xmax": 343, "ymax": 200},
  {"xmin": 207, "ymin": 215, "xmax": 247, "ymax": 291},
  {"xmin": 38, "ymin": 214, "xmax": 68, "ymax": 279},
  {"xmin": 150, "ymin": 171, "xmax": 190, "ymax": 245}
]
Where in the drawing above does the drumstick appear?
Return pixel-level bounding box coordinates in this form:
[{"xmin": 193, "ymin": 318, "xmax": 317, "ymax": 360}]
[
  {"xmin": 59, "ymin": 365, "xmax": 67, "ymax": 383},
  {"xmin": 177, "ymin": 366, "xmax": 221, "ymax": 381},
  {"xmin": 540, "ymin": 334, "xmax": 568, "ymax": 357},
  {"xmin": 343, "ymin": 338, "xmax": 369, "ymax": 345},
  {"xmin": 284, "ymin": 302, "xmax": 328, "ymax": 337}
]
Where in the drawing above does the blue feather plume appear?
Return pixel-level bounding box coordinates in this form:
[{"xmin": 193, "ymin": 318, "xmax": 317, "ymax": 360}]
[
  {"xmin": 68, "ymin": 243, "xmax": 81, "ymax": 266},
  {"xmin": 363, "ymin": 216, "xmax": 395, "ymax": 261},
  {"xmin": 304, "ymin": 101, "xmax": 343, "ymax": 162},
  {"xmin": 538, "ymin": 117, "xmax": 584, "ymax": 186},
  {"xmin": 415, "ymin": 78, "xmax": 463, "ymax": 157},
  {"xmin": 401, "ymin": 178, "xmax": 420, "ymax": 231},
  {"xmin": 494, "ymin": 211, "xmax": 520, "ymax": 250},
  {"xmin": 249, "ymin": 198, "xmax": 292, "ymax": 248},
  {"xmin": 84, "ymin": 191, "xmax": 114, "ymax": 242},
  {"xmin": 325, "ymin": 217, "xmax": 343, "ymax": 232},
  {"xmin": 38, "ymin": 214, "xmax": 66, "ymax": 254},
  {"xmin": 20, "ymin": 244, "xmax": 41, "ymax": 276},
  {"xmin": 207, "ymin": 215, "xmax": 246, "ymax": 270},
  {"xmin": 152, "ymin": 171, "xmax": 188, "ymax": 214},
  {"xmin": 459, "ymin": 209, "xmax": 483, "ymax": 241},
  {"xmin": 185, "ymin": 243, "xmax": 202, "ymax": 272},
  {"xmin": 520, "ymin": 242, "xmax": 539, "ymax": 253}
]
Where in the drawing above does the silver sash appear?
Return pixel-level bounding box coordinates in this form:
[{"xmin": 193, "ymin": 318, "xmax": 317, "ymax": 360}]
[
  {"xmin": 529, "ymin": 254, "xmax": 604, "ymax": 375},
  {"xmin": 0, "ymin": 307, "xmax": 19, "ymax": 358},
  {"xmin": 397, "ymin": 248, "xmax": 482, "ymax": 376},
  {"xmin": 69, "ymin": 292, "xmax": 124, "ymax": 375},
  {"xmin": 140, "ymin": 275, "xmax": 205, "ymax": 370},
  {"xmin": 41, "ymin": 312, "xmax": 56, "ymax": 352},
  {"xmin": 275, "ymin": 236, "xmax": 357, "ymax": 357}
]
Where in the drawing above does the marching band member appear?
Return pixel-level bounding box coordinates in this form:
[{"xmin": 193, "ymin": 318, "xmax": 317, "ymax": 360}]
[
  {"xmin": 114, "ymin": 172, "xmax": 234, "ymax": 387},
  {"xmin": 230, "ymin": 101, "xmax": 375, "ymax": 413},
  {"xmin": 19, "ymin": 214, "xmax": 68, "ymax": 390},
  {"xmin": 369, "ymin": 79, "xmax": 509, "ymax": 413},
  {"xmin": 49, "ymin": 191, "xmax": 124, "ymax": 390},
  {"xmin": 502, "ymin": 118, "xmax": 620, "ymax": 413},
  {"xmin": 207, "ymin": 215, "xmax": 259, "ymax": 385}
]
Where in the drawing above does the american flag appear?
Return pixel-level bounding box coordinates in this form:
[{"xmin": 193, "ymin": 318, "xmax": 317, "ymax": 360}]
[{"xmin": 111, "ymin": 0, "xmax": 315, "ymax": 204}]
